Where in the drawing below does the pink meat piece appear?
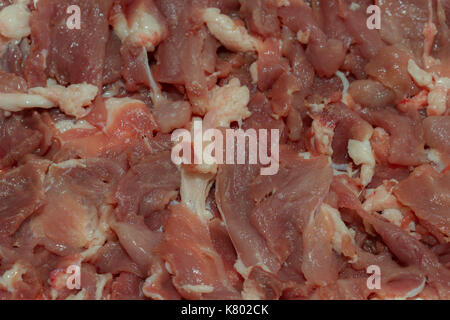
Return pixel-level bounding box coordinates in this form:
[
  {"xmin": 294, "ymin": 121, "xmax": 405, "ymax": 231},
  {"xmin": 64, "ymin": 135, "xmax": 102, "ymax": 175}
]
[
  {"xmin": 423, "ymin": 116, "xmax": 450, "ymax": 155},
  {"xmin": 25, "ymin": 0, "xmax": 113, "ymax": 87},
  {"xmin": 394, "ymin": 165, "xmax": 450, "ymax": 238},
  {"xmin": 361, "ymin": 107, "xmax": 426, "ymax": 166}
]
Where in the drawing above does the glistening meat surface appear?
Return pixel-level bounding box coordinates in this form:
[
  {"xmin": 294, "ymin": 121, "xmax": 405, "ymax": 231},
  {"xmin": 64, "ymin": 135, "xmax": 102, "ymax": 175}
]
[{"xmin": 0, "ymin": 0, "xmax": 449, "ymax": 300}]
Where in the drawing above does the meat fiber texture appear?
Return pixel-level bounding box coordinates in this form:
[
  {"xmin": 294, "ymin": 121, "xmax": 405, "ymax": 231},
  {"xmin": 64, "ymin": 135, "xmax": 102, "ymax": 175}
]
[{"xmin": 0, "ymin": 0, "xmax": 449, "ymax": 300}]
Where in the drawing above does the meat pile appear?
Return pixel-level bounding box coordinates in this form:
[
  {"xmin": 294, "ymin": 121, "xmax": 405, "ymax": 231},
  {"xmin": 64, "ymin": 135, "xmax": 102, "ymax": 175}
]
[{"xmin": 0, "ymin": 0, "xmax": 449, "ymax": 300}]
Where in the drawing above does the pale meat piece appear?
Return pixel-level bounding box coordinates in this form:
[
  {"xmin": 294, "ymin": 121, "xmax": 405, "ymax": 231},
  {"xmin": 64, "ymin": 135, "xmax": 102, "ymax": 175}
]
[
  {"xmin": 92, "ymin": 241, "xmax": 143, "ymax": 277},
  {"xmin": 110, "ymin": 217, "xmax": 161, "ymax": 275},
  {"xmin": 278, "ymin": 3, "xmax": 346, "ymax": 77},
  {"xmin": 423, "ymin": 116, "xmax": 450, "ymax": 155},
  {"xmin": 216, "ymin": 163, "xmax": 281, "ymax": 276},
  {"xmin": 153, "ymin": 1, "xmax": 218, "ymax": 104},
  {"xmin": 30, "ymin": 158, "xmax": 125, "ymax": 255},
  {"xmin": 365, "ymin": 45, "xmax": 419, "ymax": 102},
  {"xmin": 323, "ymin": 102, "xmax": 374, "ymax": 164},
  {"xmin": 0, "ymin": 71, "xmax": 28, "ymax": 93},
  {"xmin": 301, "ymin": 203, "xmax": 341, "ymax": 287},
  {"xmin": 0, "ymin": 160, "xmax": 47, "ymax": 235},
  {"xmin": 348, "ymin": 79, "xmax": 396, "ymax": 109},
  {"xmin": 394, "ymin": 165, "xmax": 450, "ymax": 239},
  {"xmin": 51, "ymin": 97, "xmax": 158, "ymax": 159},
  {"xmin": 142, "ymin": 258, "xmax": 181, "ymax": 300},
  {"xmin": 155, "ymin": 204, "xmax": 240, "ymax": 299},
  {"xmin": 110, "ymin": 272, "xmax": 144, "ymax": 300},
  {"xmin": 0, "ymin": 0, "xmax": 449, "ymax": 301},
  {"xmin": 0, "ymin": 113, "xmax": 45, "ymax": 169},
  {"xmin": 361, "ymin": 107, "xmax": 426, "ymax": 166},
  {"xmin": 361, "ymin": 210, "xmax": 450, "ymax": 299},
  {"xmin": 115, "ymin": 151, "xmax": 180, "ymax": 220},
  {"xmin": 239, "ymin": 0, "xmax": 280, "ymax": 38},
  {"xmin": 249, "ymin": 153, "xmax": 333, "ymax": 264}
]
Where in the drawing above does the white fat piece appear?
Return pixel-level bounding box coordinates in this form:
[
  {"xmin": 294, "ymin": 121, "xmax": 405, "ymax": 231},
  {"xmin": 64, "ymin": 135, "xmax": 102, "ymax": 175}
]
[
  {"xmin": 310, "ymin": 119, "xmax": 334, "ymax": 156},
  {"xmin": 30, "ymin": 83, "xmax": 98, "ymax": 118},
  {"xmin": 407, "ymin": 59, "xmax": 450, "ymax": 116},
  {"xmin": 0, "ymin": 262, "xmax": 28, "ymax": 293},
  {"xmin": 0, "ymin": 93, "xmax": 55, "ymax": 111},
  {"xmin": 204, "ymin": 78, "xmax": 251, "ymax": 129},
  {"xmin": 0, "ymin": 2, "xmax": 30, "ymax": 39},
  {"xmin": 407, "ymin": 60, "xmax": 433, "ymax": 89},
  {"xmin": 179, "ymin": 79, "xmax": 251, "ymax": 225},
  {"xmin": 111, "ymin": 2, "xmax": 167, "ymax": 52},
  {"xmin": 362, "ymin": 180, "xmax": 401, "ymax": 213},
  {"xmin": 348, "ymin": 139, "xmax": 375, "ymax": 186},
  {"xmin": 180, "ymin": 169, "xmax": 214, "ymax": 223},
  {"xmin": 202, "ymin": 8, "xmax": 258, "ymax": 53},
  {"xmin": 320, "ymin": 204, "xmax": 358, "ymax": 263}
]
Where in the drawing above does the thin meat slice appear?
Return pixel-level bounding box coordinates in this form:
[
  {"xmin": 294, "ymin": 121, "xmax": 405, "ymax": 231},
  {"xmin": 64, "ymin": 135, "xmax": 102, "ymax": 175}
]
[
  {"xmin": 361, "ymin": 107, "xmax": 426, "ymax": 166},
  {"xmin": 348, "ymin": 80, "xmax": 396, "ymax": 109},
  {"xmin": 155, "ymin": 204, "xmax": 240, "ymax": 299},
  {"xmin": 423, "ymin": 116, "xmax": 450, "ymax": 155},
  {"xmin": 239, "ymin": 0, "xmax": 280, "ymax": 38},
  {"xmin": 341, "ymin": 2, "xmax": 384, "ymax": 59},
  {"xmin": 249, "ymin": 154, "xmax": 333, "ymax": 264},
  {"xmin": 0, "ymin": 160, "xmax": 48, "ymax": 235},
  {"xmin": 0, "ymin": 71, "xmax": 28, "ymax": 93},
  {"xmin": 365, "ymin": 45, "xmax": 419, "ymax": 102},
  {"xmin": 208, "ymin": 218, "xmax": 242, "ymax": 291},
  {"xmin": 115, "ymin": 151, "xmax": 180, "ymax": 219},
  {"xmin": 52, "ymin": 98, "xmax": 158, "ymax": 160},
  {"xmin": 0, "ymin": 40, "xmax": 26, "ymax": 76},
  {"xmin": 301, "ymin": 204, "xmax": 341, "ymax": 287},
  {"xmin": 243, "ymin": 92, "xmax": 286, "ymax": 134},
  {"xmin": 281, "ymin": 27, "xmax": 314, "ymax": 95},
  {"xmin": 111, "ymin": 216, "xmax": 161, "ymax": 275},
  {"xmin": 92, "ymin": 241, "xmax": 143, "ymax": 277},
  {"xmin": 103, "ymin": 32, "xmax": 123, "ymax": 86},
  {"xmin": 30, "ymin": 158, "xmax": 124, "ymax": 255},
  {"xmin": 256, "ymin": 37, "xmax": 287, "ymax": 91},
  {"xmin": 323, "ymin": 103, "xmax": 374, "ymax": 164},
  {"xmin": 152, "ymin": 99, "xmax": 192, "ymax": 134},
  {"xmin": 270, "ymin": 73, "xmax": 301, "ymax": 117},
  {"xmin": 242, "ymin": 267, "xmax": 284, "ymax": 300},
  {"xmin": 369, "ymin": 164, "xmax": 411, "ymax": 188},
  {"xmin": 394, "ymin": 165, "xmax": 450, "ymax": 238},
  {"xmin": 120, "ymin": 45, "xmax": 151, "ymax": 92},
  {"xmin": 361, "ymin": 211, "xmax": 450, "ymax": 299},
  {"xmin": 111, "ymin": 272, "xmax": 144, "ymax": 300},
  {"xmin": 278, "ymin": 3, "xmax": 346, "ymax": 77},
  {"xmin": 142, "ymin": 258, "xmax": 181, "ymax": 300},
  {"xmin": 216, "ymin": 163, "xmax": 281, "ymax": 276},
  {"xmin": 377, "ymin": 0, "xmax": 429, "ymax": 58},
  {"xmin": 154, "ymin": 2, "xmax": 217, "ymax": 106},
  {"xmin": 0, "ymin": 113, "xmax": 44, "ymax": 169}
]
